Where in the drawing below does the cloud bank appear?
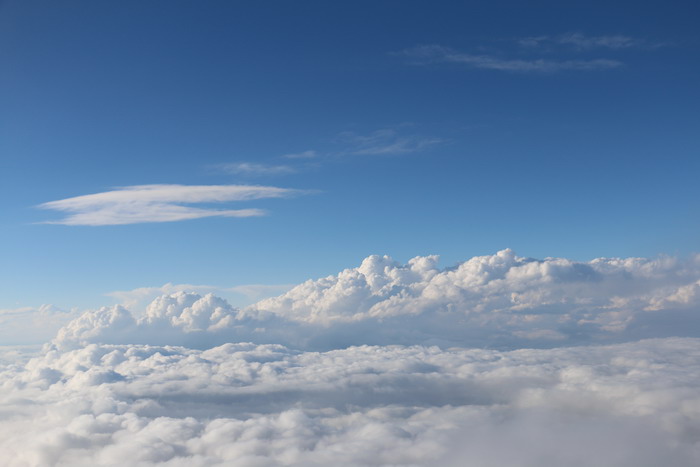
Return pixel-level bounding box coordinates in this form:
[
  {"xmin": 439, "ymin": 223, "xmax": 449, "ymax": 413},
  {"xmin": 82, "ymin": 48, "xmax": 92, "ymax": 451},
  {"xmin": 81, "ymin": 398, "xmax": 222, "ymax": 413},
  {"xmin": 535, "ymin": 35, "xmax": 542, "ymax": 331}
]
[
  {"xmin": 47, "ymin": 249, "xmax": 700, "ymax": 352},
  {"xmin": 38, "ymin": 184, "xmax": 305, "ymax": 226},
  {"xmin": 2, "ymin": 249, "xmax": 700, "ymax": 465}
]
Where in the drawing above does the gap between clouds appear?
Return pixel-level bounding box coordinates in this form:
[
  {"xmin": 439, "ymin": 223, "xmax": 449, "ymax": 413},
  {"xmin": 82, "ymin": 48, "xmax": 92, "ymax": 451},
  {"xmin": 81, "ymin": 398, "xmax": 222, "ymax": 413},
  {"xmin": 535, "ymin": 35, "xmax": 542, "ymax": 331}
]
[{"xmin": 37, "ymin": 184, "xmax": 310, "ymax": 226}]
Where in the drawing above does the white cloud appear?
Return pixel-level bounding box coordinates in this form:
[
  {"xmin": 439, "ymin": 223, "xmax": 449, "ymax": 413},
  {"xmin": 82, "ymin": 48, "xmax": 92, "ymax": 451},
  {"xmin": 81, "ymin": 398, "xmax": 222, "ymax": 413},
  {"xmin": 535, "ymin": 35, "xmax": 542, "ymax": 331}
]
[
  {"xmin": 38, "ymin": 184, "xmax": 305, "ymax": 226},
  {"xmin": 50, "ymin": 250, "xmax": 700, "ymax": 352},
  {"xmin": 282, "ymin": 150, "xmax": 318, "ymax": 159},
  {"xmin": 557, "ymin": 33, "xmax": 642, "ymax": 49},
  {"xmin": 106, "ymin": 283, "xmax": 219, "ymax": 312},
  {"xmin": 399, "ymin": 45, "xmax": 622, "ymax": 72},
  {"xmin": 1, "ymin": 338, "xmax": 699, "ymax": 465},
  {"xmin": 338, "ymin": 129, "xmax": 443, "ymax": 156},
  {"xmin": 229, "ymin": 284, "xmax": 296, "ymax": 301},
  {"xmin": 219, "ymin": 162, "xmax": 296, "ymax": 176},
  {"xmin": 3, "ymin": 249, "xmax": 700, "ymax": 465}
]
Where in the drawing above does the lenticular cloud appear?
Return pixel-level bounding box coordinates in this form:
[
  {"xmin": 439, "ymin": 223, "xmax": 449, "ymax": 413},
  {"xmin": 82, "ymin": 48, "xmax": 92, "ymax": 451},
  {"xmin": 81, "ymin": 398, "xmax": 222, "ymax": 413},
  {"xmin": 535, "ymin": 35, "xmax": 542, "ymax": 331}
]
[{"xmin": 2, "ymin": 250, "xmax": 700, "ymax": 466}]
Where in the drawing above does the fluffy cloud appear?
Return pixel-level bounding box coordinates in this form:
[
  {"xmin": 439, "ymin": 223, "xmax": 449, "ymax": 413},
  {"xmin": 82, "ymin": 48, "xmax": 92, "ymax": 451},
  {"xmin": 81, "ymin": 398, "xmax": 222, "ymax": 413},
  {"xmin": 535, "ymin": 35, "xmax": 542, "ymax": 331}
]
[
  {"xmin": 50, "ymin": 250, "xmax": 700, "ymax": 351},
  {"xmin": 1, "ymin": 339, "xmax": 699, "ymax": 465},
  {"xmin": 248, "ymin": 249, "xmax": 700, "ymax": 345},
  {"xmin": 3, "ymin": 249, "xmax": 700, "ymax": 465},
  {"xmin": 38, "ymin": 184, "xmax": 306, "ymax": 226}
]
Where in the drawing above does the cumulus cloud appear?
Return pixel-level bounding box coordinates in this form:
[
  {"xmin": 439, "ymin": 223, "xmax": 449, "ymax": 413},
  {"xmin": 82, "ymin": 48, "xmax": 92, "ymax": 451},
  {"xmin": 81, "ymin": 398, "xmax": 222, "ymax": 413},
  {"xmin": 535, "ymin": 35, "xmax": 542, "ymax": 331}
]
[
  {"xmin": 3, "ymin": 249, "xmax": 700, "ymax": 465},
  {"xmin": 229, "ymin": 284, "xmax": 296, "ymax": 302},
  {"xmin": 51, "ymin": 250, "xmax": 700, "ymax": 351},
  {"xmin": 106, "ymin": 283, "xmax": 220, "ymax": 312},
  {"xmin": 399, "ymin": 45, "xmax": 622, "ymax": 72},
  {"xmin": 38, "ymin": 184, "xmax": 305, "ymax": 226}
]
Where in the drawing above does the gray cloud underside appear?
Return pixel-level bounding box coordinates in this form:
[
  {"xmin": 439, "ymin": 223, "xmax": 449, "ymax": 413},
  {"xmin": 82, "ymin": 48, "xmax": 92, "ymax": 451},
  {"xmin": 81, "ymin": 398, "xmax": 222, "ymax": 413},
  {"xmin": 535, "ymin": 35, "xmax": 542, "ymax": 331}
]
[{"xmin": 38, "ymin": 184, "xmax": 305, "ymax": 226}]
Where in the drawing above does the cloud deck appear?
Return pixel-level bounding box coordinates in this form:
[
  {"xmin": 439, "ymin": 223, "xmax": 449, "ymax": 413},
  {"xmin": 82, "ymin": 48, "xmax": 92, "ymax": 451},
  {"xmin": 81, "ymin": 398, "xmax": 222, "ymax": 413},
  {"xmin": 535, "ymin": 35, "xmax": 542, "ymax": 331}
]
[{"xmin": 2, "ymin": 250, "xmax": 700, "ymax": 465}]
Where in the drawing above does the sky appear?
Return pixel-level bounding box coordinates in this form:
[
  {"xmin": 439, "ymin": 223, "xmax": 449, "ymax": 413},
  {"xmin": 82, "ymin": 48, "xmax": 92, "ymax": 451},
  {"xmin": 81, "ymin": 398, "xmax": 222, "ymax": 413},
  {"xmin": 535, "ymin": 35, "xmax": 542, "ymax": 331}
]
[
  {"xmin": 2, "ymin": 2, "xmax": 700, "ymax": 464},
  {"xmin": 1, "ymin": 0, "xmax": 699, "ymax": 310}
]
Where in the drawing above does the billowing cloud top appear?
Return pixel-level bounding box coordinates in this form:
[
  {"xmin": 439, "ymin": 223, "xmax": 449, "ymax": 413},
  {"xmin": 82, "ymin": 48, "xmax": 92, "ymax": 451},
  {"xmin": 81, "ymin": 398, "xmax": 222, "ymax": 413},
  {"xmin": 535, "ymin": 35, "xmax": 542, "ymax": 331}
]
[
  {"xmin": 38, "ymin": 184, "xmax": 306, "ymax": 225},
  {"xmin": 52, "ymin": 249, "xmax": 700, "ymax": 351}
]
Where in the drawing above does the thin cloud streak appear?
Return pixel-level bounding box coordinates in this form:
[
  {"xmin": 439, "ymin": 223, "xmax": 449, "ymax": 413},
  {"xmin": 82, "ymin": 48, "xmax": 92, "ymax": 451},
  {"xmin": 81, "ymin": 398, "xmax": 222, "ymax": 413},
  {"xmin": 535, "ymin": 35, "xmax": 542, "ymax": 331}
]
[
  {"xmin": 338, "ymin": 129, "xmax": 443, "ymax": 156},
  {"xmin": 38, "ymin": 184, "xmax": 305, "ymax": 226},
  {"xmin": 399, "ymin": 45, "xmax": 623, "ymax": 72},
  {"xmin": 218, "ymin": 162, "xmax": 296, "ymax": 176},
  {"xmin": 520, "ymin": 33, "xmax": 644, "ymax": 50},
  {"xmin": 281, "ymin": 150, "xmax": 318, "ymax": 159}
]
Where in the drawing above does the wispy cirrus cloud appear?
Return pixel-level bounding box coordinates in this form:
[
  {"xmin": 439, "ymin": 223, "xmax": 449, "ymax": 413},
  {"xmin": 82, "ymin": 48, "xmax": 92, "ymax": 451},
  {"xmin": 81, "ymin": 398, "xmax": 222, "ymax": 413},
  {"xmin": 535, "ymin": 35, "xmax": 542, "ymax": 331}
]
[
  {"xmin": 38, "ymin": 184, "xmax": 306, "ymax": 226},
  {"xmin": 281, "ymin": 150, "xmax": 318, "ymax": 159},
  {"xmin": 218, "ymin": 162, "xmax": 296, "ymax": 176},
  {"xmin": 520, "ymin": 33, "xmax": 645, "ymax": 50},
  {"xmin": 399, "ymin": 45, "xmax": 622, "ymax": 72},
  {"xmin": 277, "ymin": 128, "xmax": 443, "ymax": 164},
  {"xmin": 338, "ymin": 128, "xmax": 444, "ymax": 156}
]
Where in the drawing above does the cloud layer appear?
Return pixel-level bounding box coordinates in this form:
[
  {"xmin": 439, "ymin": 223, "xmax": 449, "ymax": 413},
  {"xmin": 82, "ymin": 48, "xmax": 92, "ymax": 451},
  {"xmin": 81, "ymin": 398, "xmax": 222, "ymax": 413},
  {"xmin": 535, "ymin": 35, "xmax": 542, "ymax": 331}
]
[
  {"xmin": 1, "ymin": 338, "xmax": 698, "ymax": 465},
  {"xmin": 3, "ymin": 249, "xmax": 700, "ymax": 465},
  {"xmin": 38, "ymin": 184, "xmax": 305, "ymax": 226}
]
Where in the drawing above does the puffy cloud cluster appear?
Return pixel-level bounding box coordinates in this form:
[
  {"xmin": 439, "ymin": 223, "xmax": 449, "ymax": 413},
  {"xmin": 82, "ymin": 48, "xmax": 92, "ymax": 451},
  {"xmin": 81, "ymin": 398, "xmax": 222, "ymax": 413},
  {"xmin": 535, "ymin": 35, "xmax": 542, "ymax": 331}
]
[
  {"xmin": 3, "ymin": 250, "xmax": 700, "ymax": 465},
  {"xmin": 53, "ymin": 250, "xmax": 700, "ymax": 351},
  {"xmin": 249, "ymin": 249, "xmax": 700, "ymax": 344},
  {"xmin": 1, "ymin": 338, "xmax": 699, "ymax": 465}
]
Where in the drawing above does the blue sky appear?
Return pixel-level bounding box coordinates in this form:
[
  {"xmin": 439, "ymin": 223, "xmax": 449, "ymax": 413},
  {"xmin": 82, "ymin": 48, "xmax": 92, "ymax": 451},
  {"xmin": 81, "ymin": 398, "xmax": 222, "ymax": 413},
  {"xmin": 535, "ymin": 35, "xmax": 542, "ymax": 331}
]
[{"xmin": 1, "ymin": 0, "xmax": 699, "ymax": 310}]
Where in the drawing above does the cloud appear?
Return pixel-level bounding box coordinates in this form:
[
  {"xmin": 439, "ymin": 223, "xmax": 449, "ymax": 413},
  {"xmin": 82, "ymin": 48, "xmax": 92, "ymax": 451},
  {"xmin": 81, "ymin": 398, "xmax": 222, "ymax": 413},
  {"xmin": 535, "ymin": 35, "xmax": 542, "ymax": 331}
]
[
  {"xmin": 399, "ymin": 45, "xmax": 622, "ymax": 72},
  {"xmin": 281, "ymin": 150, "xmax": 318, "ymax": 159},
  {"xmin": 50, "ymin": 250, "xmax": 700, "ymax": 352},
  {"xmin": 218, "ymin": 162, "xmax": 296, "ymax": 176},
  {"xmin": 38, "ymin": 184, "xmax": 306, "ymax": 226},
  {"xmin": 106, "ymin": 283, "xmax": 220, "ymax": 312},
  {"xmin": 229, "ymin": 284, "xmax": 296, "ymax": 302},
  {"xmin": 337, "ymin": 129, "xmax": 443, "ymax": 156},
  {"xmin": 2, "ymin": 249, "xmax": 700, "ymax": 465},
  {"xmin": 521, "ymin": 33, "xmax": 644, "ymax": 50},
  {"xmin": 1, "ymin": 338, "xmax": 699, "ymax": 465}
]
